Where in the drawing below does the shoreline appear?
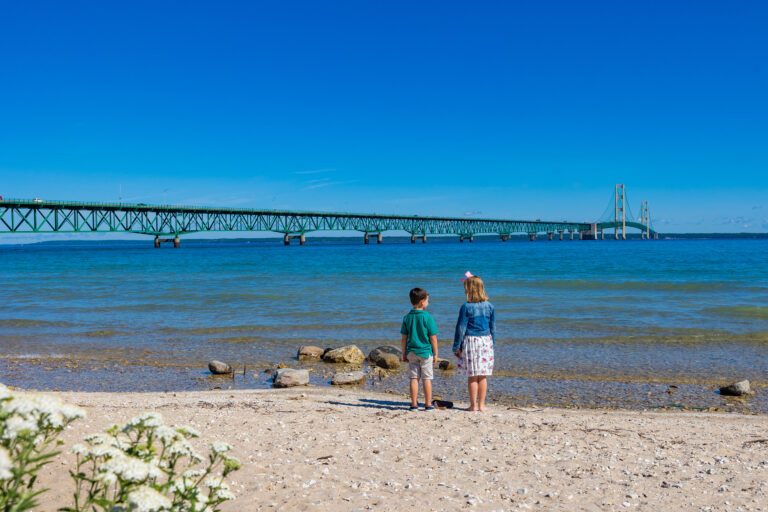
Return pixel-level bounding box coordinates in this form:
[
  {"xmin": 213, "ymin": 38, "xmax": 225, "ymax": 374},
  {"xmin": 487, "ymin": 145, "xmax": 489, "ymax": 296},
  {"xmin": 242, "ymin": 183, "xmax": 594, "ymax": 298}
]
[{"xmin": 32, "ymin": 387, "xmax": 768, "ymax": 511}]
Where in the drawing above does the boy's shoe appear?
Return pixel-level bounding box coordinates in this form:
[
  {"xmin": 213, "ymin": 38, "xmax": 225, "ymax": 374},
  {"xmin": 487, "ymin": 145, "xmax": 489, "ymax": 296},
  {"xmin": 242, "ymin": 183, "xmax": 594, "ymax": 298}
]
[
  {"xmin": 424, "ymin": 405, "xmax": 435, "ymax": 411},
  {"xmin": 409, "ymin": 405, "xmax": 419, "ymax": 411}
]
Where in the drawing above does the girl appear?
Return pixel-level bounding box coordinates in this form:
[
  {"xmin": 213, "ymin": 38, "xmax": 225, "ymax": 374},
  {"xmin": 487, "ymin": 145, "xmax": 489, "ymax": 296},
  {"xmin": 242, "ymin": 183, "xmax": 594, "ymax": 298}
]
[{"xmin": 453, "ymin": 272, "xmax": 495, "ymax": 412}]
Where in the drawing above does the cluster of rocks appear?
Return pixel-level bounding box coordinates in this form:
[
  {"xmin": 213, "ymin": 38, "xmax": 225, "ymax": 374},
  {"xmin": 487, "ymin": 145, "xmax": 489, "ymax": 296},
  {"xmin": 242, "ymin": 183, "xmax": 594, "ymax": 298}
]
[{"xmin": 208, "ymin": 341, "xmax": 463, "ymax": 390}]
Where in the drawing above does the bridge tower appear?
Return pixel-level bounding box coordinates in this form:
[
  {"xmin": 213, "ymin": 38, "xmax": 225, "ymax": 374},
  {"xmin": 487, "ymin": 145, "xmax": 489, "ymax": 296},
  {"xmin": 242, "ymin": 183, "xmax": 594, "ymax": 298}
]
[
  {"xmin": 614, "ymin": 184, "xmax": 626, "ymax": 240},
  {"xmin": 640, "ymin": 200, "xmax": 650, "ymax": 240}
]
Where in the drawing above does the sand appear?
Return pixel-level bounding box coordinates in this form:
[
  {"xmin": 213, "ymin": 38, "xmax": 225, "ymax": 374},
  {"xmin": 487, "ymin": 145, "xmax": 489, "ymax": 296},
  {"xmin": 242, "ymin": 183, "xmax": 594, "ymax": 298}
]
[{"xmin": 34, "ymin": 387, "xmax": 768, "ymax": 511}]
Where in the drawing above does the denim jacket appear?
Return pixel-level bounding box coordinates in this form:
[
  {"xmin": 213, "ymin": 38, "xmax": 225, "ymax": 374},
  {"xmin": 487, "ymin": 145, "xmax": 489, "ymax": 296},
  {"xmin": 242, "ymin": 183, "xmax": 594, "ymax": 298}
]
[{"xmin": 453, "ymin": 301, "xmax": 496, "ymax": 351}]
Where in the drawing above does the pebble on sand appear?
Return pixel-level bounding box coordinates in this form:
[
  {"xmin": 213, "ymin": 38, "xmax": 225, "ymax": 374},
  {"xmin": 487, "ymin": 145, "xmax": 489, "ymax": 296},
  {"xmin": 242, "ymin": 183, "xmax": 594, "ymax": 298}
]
[{"xmin": 208, "ymin": 360, "xmax": 232, "ymax": 375}]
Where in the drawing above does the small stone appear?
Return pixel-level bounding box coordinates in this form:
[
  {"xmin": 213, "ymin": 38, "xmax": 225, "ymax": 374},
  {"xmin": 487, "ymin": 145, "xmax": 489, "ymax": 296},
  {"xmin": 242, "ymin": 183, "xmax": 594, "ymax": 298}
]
[
  {"xmin": 297, "ymin": 345, "xmax": 325, "ymax": 360},
  {"xmin": 331, "ymin": 371, "xmax": 366, "ymax": 385},
  {"xmin": 272, "ymin": 368, "xmax": 310, "ymax": 388},
  {"xmin": 208, "ymin": 360, "xmax": 232, "ymax": 375},
  {"xmin": 323, "ymin": 345, "xmax": 366, "ymax": 364},
  {"xmin": 719, "ymin": 380, "xmax": 751, "ymax": 396},
  {"xmin": 435, "ymin": 358, "xmax": 455, "ymax": 370}
]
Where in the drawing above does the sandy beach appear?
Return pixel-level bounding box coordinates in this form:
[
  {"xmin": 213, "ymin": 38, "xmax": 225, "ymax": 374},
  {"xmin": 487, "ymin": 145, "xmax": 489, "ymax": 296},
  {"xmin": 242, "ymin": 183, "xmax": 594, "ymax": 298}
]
[{"xmin": 31, "ymin": 387, "xmax": 768, "ymax": 511}]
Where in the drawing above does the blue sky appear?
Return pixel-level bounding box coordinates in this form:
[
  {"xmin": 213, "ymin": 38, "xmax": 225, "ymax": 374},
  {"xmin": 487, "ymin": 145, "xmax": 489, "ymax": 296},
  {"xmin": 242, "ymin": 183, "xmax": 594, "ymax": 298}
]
[{"xmin": 1, "ymin": 0, "xmax": 767, "ymax": 234}]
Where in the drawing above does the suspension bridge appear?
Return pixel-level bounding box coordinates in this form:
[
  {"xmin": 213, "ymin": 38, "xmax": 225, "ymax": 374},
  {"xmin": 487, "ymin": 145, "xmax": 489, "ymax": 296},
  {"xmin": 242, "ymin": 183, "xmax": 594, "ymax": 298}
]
[{"xmin": 0, "ymin": 185, "xmax": 657, "ymax": 247}]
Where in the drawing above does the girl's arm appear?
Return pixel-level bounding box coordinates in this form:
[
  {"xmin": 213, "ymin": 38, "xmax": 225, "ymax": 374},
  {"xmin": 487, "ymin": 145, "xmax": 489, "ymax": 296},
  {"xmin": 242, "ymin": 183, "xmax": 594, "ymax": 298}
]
[
  {"xmin": 453, "ymin": 304, "xmax": 468, "ymax": 354},
  {"xmin": 489, "ymin": 304, "xmax": 496, "ymax": 345}
]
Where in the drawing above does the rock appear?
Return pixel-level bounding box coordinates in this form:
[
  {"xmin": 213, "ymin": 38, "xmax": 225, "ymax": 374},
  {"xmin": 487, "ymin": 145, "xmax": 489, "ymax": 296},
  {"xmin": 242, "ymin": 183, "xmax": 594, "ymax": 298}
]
[
  {"xmin": 719, "ymin": 380, "xmax": 751, "ymax": 396},
  {"xmin": 368, "ymin": 345, "xmax": 402, "ymax": 360},
  {"xmin": 368, "ymin": 346, "xmax": 402, "ymax": 369},
  {"xmin": 273, "ymin": 368, "xmax": 310, "ymax": 388},
  {"xmin": 331, "ymin": 371, "xmax": 366, "ymax": 385},
  {"xmin": 435, "ymin": 357, "xmax": 455, "ymax": 370},
  {"xmin": 322, "ymin": 345, "xmax": 366, "ymax": 364},
  {"xmin": 208, "ymin": 360, "xmax": 232, "ymax": 375},
  {"xmin": 297, "ymin": 345, "xmax": 325, "ymax": 360}
]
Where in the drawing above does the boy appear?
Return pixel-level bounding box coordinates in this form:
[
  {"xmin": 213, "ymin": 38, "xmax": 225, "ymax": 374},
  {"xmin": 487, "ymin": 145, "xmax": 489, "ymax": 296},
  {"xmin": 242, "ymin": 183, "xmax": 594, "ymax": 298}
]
[{"xmin": 400, "ymin": 287, "xmax": 439, "ymax": 411}]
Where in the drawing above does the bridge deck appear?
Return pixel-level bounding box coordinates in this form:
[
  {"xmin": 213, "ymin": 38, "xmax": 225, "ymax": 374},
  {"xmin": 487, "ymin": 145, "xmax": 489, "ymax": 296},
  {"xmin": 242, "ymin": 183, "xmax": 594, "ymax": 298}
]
[{"xmin": 0, "ymin": 198, "xmax": 657, "ymax": 238}]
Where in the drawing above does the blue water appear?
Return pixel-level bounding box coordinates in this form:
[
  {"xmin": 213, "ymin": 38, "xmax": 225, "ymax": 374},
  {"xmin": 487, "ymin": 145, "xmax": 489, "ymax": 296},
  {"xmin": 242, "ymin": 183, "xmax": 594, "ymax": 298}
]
[{"xmin": 1, "ymin": 237, "xmax": 767, "ymax": 412}]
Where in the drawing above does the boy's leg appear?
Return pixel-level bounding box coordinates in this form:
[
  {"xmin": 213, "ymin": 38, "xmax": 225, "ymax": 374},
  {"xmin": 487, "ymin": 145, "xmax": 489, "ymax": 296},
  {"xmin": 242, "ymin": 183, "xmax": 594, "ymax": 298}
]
[
  {"xmin": 423, "ymin": 378, "xmax": 432, "ymax": 408},
  {"xmin": 410, "ymin": 378, "xmax": 419, "ymax": 408},
  {"xmin": 468, "ymin": 377, "xmax": 479, "ymax": 411},
  {"xmin": 477, "ymin": 376, "xmax": 488, "ymax": 412}
]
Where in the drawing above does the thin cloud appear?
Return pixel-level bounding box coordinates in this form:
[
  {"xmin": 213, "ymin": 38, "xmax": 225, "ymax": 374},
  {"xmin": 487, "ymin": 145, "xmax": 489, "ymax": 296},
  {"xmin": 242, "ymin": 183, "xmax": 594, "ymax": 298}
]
[{"xmin": 302, "ymin": 180, "xmax": 358, "ymax": 190}]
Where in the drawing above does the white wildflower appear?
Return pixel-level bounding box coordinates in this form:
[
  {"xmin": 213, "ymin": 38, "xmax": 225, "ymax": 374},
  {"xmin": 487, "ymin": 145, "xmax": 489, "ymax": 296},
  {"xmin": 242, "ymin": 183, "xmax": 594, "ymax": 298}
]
[
  {"xmin": 101, "ymin": 454, "xmax": 150, "ymax": 482},
  {"xmin": 0, "ymin": 447, "xmax": 13, "ymax": 480},
  {"xmin": 3, "ymin": 416, "xmax": 38, "ymax": 440},
  {"xmin": 147, "ymin": 460, "xmax": 164, "ymax": 480},
  {"xmin": 127, "ymin": 485, "xmax": 171, "ymax": 511},
  {"xmin": 60, "ymin": 403, "xmax": 86, "ymax": 421},
  {"xmin": 71, "ymin": 444, "xmax": 88, "ymax": 456},
  {"xmin": 212, "ymin": 486, "xmax": 236, "ymax": 501},
  {"xmin": 127, "ymin": 412, "xmax": 163, "ymax": 429},
  {"xmin": 182, "ymin": 469, "xmax": 206, "ymax": 479},
  {"xmin": 96, "ymin": 470, "xmax": 118, "ymax": 487},
  {"xmin": 210, "ymin": 441, "xmax": 232, "ymax": 455},
  {"xmin": 205, "ymin": 477, "xmax": 225, "ymax": 489},
  {"xmin": 154, "ymin": 425, "xmax": 180, "ymax": 444},
  {"xmin": 0, "ymin": 383, "xmax": 10, "ymax": 400},
  {"xmin": 168, "ymin": 438, "xmax": 202, "ymax": 462}
]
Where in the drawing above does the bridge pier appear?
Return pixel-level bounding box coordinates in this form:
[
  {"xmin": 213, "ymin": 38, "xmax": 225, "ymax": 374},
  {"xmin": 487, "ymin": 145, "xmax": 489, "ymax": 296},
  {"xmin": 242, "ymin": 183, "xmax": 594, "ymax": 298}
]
[
  {"xmin": 600, "ymin": 229, "xmax": 605, "ymax": 240},
  {"xmin": 283, "ymin": 234, "xmax": 306, "ymax": 245},
  {"xmin": 377, "ymin": 233, "xmax": 383, "ymax": 244},
  {"xmin": 410, "ymin": 235, "xmax": 416, "ymax": 244},
  {"xmin": 558, "ymin": 230, "xmax": 564, "ymax": 241},
  {"xmin": 500, "ymin": 234, "xmax": 510, "ymax": 242},
  {"xmin": 421, "ymin": 235, "xmax": 427, "ymax": 243},
  {"xmin": 547, "ymin": 232, "xmax": 554, "ymax": 241},
  {"xmin": 528, "ymin": 233, "xmax": 537, "ymax": 242},
  {"xmin": 570, "ymin": 231, "xmax": 575, "ymax": 240},
  {"xmin": 364, "ymin": 233, "xmax": 370, "ymax": 245},
  {"xmin": 153, "ymin": 235, "xmax": 180, "ymax": 248}
]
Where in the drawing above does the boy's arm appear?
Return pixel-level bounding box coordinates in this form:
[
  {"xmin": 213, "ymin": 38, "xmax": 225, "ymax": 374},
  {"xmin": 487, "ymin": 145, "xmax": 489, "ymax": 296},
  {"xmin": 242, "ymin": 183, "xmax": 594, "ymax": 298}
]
[
  {"xmin": 401, "ymin": 334, "xmax": 408, "ymax": 362},
  {"xmin": 429, "ymin": 335, "xmax": 438, "ymax": 366}
]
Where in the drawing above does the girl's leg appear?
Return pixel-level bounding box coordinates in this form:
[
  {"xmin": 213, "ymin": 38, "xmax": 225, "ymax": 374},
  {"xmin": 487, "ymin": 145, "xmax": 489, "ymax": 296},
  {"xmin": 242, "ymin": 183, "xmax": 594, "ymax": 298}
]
[
  {"xmin": 467, "ymin": 377, "xmax": 479, "ymax": 411},
  {"xmin": 477, "ymin": 376, "xmax": 488, "ymax": 411}
]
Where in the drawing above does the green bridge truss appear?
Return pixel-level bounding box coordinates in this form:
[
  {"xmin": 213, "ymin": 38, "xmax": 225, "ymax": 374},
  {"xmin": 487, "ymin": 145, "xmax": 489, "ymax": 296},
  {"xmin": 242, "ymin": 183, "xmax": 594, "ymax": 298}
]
[{"xmin": 0, "ymin": 199, "xmax": 657, "ymax": 240}]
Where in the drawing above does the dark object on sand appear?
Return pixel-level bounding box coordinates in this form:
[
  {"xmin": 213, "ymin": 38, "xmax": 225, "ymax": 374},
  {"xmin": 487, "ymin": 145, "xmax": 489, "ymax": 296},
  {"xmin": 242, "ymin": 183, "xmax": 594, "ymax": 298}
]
[
  {"xmin": 434, "ymin": 399, "xmax": 454, "ymax": 409},
  {"xmin": 719, "ymin": 380, "xmax": 752, "ymax": 396},
  {"xmin": 208, "ymin": 360, "xmax": 232, "ymax": 375}
]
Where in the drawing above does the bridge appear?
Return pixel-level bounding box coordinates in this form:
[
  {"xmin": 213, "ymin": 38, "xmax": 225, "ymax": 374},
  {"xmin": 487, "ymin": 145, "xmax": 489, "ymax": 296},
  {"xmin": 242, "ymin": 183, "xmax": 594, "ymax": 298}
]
[{"xmin": 0, "ymin": 185, "xmax": 657, "ymax": 247}]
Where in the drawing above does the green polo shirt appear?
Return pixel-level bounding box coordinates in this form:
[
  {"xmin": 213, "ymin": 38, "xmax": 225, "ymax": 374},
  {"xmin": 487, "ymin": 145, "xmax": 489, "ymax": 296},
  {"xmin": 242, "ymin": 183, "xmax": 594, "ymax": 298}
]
[{"xmin": 400, "ymin": 309, "xmax": 439, "ymax": 358}]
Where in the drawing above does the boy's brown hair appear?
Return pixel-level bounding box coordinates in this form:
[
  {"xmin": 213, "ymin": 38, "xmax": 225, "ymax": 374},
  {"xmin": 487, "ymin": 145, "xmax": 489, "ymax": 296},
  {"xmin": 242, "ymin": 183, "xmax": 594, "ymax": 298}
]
[
  {"xmin": 464, "ymin": 276, "xmax": 489, "ymax": 303},
  {"xmin": 409, "ymin": 287, "xmax": 429, "ymax": 306}
]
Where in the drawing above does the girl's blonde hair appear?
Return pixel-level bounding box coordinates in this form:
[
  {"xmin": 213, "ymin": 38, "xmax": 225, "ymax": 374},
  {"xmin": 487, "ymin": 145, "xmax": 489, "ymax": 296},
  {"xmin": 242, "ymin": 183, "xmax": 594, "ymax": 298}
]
[{"xmin": 464, "ymin": 276, "xmax": 489, "ymax": 303}]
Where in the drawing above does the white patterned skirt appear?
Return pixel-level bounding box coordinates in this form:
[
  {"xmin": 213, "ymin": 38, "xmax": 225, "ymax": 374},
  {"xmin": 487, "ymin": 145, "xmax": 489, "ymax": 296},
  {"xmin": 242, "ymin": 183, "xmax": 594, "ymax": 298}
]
[{"xmin": 458, "ymin": 335, "xmax": 494, "ymax": 376}]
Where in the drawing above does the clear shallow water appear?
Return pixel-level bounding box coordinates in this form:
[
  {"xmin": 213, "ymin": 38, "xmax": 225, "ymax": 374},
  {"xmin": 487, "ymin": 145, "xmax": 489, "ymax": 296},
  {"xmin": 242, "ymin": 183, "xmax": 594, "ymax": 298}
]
[{"xmin": 1, "ymin": 237, "xmax": 767, "ymax": 412}]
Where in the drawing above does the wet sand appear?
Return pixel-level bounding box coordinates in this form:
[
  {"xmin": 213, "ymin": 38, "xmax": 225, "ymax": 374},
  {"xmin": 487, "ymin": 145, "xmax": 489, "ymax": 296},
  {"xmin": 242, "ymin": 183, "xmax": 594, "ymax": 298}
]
[{"xmin": 35, "ymin": 387, "xmax": 768, "ymax": 511}]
